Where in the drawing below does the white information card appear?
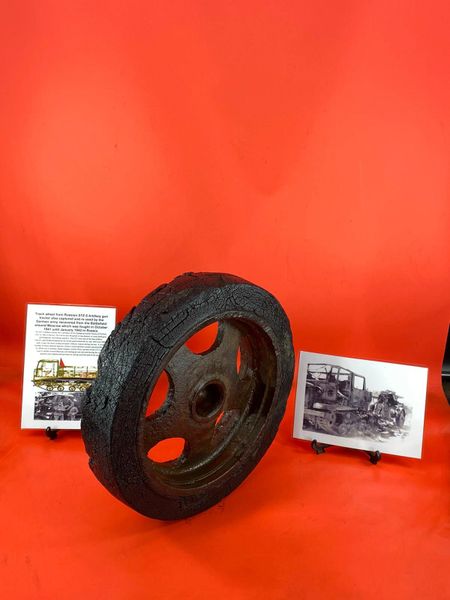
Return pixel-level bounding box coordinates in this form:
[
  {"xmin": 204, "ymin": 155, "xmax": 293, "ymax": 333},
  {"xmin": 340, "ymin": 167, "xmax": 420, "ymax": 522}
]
[{"xmin": 21, "ymin": 304, "xmax": 116, "ymax": 429}]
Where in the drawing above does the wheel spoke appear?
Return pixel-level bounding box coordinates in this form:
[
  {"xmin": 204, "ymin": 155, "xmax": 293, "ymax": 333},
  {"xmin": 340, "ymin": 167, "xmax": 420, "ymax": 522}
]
[
  {"xmin": 165, "ymin": 344, "xmax": 200, "ymax": 389},
  {"xmin": 185, "ymin": 423, "xmax": 216, "ymax": 463},
  {"xmin": 143, "ymin": 351, "xmax": 192, "ymax": 453},
  {"xmin": 203, "ymin": 320, "xmax": 242, "ymax": 381},
  {"xmin": 142, "ymin": 406, "xmax": 184, "ymax": 453},
  {"xmin": 226, "ymin": 373, "xmax": 256, "ymax": 411}
]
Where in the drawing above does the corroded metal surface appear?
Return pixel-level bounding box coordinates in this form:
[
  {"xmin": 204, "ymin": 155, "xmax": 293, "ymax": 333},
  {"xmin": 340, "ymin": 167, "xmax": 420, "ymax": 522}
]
[{"xmin": 81, "ymin": 273, "xmax": 294, "ymax": 520}]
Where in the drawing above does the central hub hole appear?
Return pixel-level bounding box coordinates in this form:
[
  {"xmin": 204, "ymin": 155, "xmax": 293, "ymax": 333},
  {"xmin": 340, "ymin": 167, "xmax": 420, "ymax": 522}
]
[{"xmin": 195, "ymin": 382, "xmax": 224, "ymax": 418}]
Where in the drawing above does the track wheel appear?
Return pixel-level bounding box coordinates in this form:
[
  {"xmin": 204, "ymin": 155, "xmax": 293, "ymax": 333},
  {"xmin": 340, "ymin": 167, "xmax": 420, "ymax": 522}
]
[{"xmin": 81, "ymin": 272, "xmax": 294, "ymax": 520}]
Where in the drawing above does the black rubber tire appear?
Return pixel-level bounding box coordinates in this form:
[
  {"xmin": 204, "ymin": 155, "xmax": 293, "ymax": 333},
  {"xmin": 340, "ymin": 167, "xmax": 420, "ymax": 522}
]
[{"xmin": 81, "ymin": 272, "xmax": 294, "ymax": 520}]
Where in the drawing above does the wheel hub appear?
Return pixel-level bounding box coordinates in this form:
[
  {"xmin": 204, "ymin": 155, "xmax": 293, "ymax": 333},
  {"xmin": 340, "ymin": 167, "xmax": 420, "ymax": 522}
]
[{"xmin": 192, "ymin": 381, "xmax": 226, "ymax": 421}]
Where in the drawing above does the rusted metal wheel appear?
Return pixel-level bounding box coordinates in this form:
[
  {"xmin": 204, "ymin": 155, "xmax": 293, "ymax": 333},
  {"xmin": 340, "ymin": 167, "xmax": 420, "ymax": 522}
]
[{"xmin": 81, "ymin": 272, "xmax": 294, "ymax": 520}]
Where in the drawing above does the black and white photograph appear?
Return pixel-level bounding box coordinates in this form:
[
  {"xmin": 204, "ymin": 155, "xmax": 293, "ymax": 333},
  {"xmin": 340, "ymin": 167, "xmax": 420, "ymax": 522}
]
[
  {"xmin": 34, "ymin": 391, "xmax": 83, "ymax": 421},
  {"xmin": 293, "ymin": 351, "xmax": 428, "ymax": 458}
]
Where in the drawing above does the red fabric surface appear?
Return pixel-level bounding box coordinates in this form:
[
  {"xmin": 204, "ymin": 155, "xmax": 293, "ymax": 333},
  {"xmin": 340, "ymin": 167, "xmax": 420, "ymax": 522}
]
[{"xmin": 0, "ymin": 1, "xmax": 449, "ymax": 598}]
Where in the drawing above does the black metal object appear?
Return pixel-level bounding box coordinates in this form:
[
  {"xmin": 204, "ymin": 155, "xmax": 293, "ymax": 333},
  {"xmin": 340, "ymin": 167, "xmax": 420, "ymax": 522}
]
[
  {"xmin": 442, "ymin": 325, "xmax": 450, "ymax": 404},
  {"xmin": 81, "ymin": 272, "xmax": 295, "ymax": 520},
  {"xmin": 45, "ymin": 426, "xmax": 58, "ymax": 440},
  {"xmin": 367, "ymin": 450, "xmax": 381, "ymax": 465},
  {"xmin": 311, "ymin": 440, "xmax": 381, "ymax": 464},
  {"xmin": 311, "ymin": 439, "xmax": 331, "ymax": 454}
]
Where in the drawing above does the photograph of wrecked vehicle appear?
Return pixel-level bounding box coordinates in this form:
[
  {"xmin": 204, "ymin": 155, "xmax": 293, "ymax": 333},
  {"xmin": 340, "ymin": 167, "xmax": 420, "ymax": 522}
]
[{"xmin": 302, "ymin": 364, "xmax": 409, "ymax": 441}]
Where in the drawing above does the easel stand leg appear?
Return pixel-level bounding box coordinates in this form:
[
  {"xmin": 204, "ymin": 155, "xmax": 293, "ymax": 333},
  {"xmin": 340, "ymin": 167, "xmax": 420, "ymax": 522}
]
[
  {"xmin": 311, "ymin": 440, "xmax": 332, "ymax": 454},
  {"xmin": 366, "ymin": 450, "xmax": 381, "ymax": 465},
  {"xmin": 45, "ymin": 427, "xmax": 59, "ymax": 440},
  {"xmin": 311, "ymin": 440, "xmax": 382, "ymax": 464}
]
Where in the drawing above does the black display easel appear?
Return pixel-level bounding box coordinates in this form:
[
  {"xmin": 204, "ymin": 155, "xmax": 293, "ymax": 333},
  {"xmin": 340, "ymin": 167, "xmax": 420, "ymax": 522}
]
[
  {"xmin": 45, "ymin": 427, "xmax": 59, "ymax": 440},
  {"xmin": 311, "ymin": 439, "xmax": 381, "ymax": 465}
]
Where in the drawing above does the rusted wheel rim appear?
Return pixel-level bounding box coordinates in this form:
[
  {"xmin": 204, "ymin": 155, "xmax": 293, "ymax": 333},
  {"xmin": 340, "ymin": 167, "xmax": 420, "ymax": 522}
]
[{"xmin": 139, "ymin": 318, "xmax": 277, "ymax": 494}]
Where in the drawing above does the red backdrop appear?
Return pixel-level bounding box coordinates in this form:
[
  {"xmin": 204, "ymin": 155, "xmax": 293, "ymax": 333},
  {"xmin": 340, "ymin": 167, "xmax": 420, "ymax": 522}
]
[{"xmin": 1, "ymin": 2, "xmax": 448, "ymax": 599}]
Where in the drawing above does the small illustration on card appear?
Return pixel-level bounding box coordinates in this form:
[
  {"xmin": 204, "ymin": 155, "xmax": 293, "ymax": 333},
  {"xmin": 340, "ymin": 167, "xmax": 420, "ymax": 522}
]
[
  {"xmin": 293, "ymin": 351, "xmax": 428, "ymax": 459},
  {"xmin": 21, "ymin": 304, "xmax": 116, "ymax": 430}
]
